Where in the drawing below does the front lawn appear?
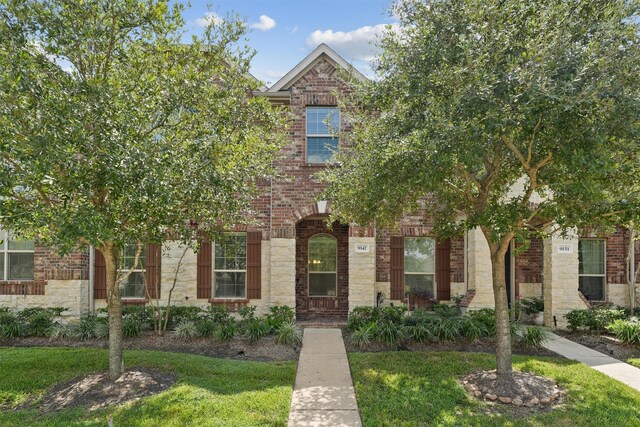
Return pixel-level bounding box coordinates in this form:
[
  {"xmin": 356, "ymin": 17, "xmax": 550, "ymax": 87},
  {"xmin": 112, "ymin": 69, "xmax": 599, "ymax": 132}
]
[
  {"xmin": 349, "ymin": 351, "xmax": 640, "ymax": 426},
  {"xmin": 0, "ymin": 347, "xmax": 295, "ymax": 426},
  {"xmin": 629, "ymin": 358, "xmax": 640, "ymax": 369}
]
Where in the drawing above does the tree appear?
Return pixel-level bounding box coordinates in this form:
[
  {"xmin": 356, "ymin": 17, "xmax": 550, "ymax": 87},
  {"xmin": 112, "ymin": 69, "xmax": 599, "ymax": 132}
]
[
  {"xmin": 323, "ymin": 0, "xmax": 640, "ymax": 378},
  {"xmin": 0, "ymin": 0, "xmax": 286, "ymax": 380}
]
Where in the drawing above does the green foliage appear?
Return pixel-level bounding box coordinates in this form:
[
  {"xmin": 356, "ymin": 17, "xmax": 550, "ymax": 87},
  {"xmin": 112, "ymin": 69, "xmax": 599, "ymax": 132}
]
[
  {"xmin": 467, "ymin": 309, "xmax": 497, "ymax": 337},
  {"xmin": 245, "ymin": 319, "xmax": 270, "ymax": 343},
  {"xmin": 169, "ymin": 306, "xmax": 203, "ymax": 327},
  {"xmin": 460, "ymin": 317, "xmax": 489, "ymax": 341},
  {"xmin": 565, "ymin": 308, "xmax": 628, "ymax": 332},
  {"xmin": 0, "ymin": 312, "xmax": 26, "ymax": 339},
  {"xmin": 516, "ymin": 326, "xmax": 548, "ymax": 348},
  {"xmin": 407, "ymin": 323, "xmax": 434, "ymax": 343},
  {"xmin": 431, "ymin": 303, "xmax": 459, "ymax": 318},
  {"xmin": 238, "ymin": 306, "xmax": 257, "ymax": 322},
  {"xmin": 216, "ymin": 321, "xmax": 237, "ymax": 341},
  {"xmin": 205, "ymin": 306, "xmax": 232, "ymax": 324},
  {"xmin": 266, "ymin": 306, "xmax": 296, "ymax": 332},
  {"xmin": 347, "ymin": 306, "xmax": 381, "ymax": 331},
  {"xmin": 519, "ymin": 297, "xmax": 544, "ymax": 315},
  {"xmin": 122, "ymin": 317, "xmax": 143, "ymax": 338},
  {"xmin": 607, "ymin": 318, "xmax": 640, "ymax": 344},
  {"xmin": 350, "ymin": 324, "xmax": 376, "ymax": 348},
  {"xmin": 275, "ymin": 321, "xmax": 302, "ymax": 347},
  {"xmin": 195, "ymin": 319, "xmax": 217, "ymax": 338},
  {"xmin": 174, "ymin": 321, "xmax": 199, "ymax": 340},
  {"xmin": 375, "ymin": 321, "xmax": 406, "ymax": 346},
  {"xmin": 68, "ymin": 315, "xmax": 107, "ymax": 340}
]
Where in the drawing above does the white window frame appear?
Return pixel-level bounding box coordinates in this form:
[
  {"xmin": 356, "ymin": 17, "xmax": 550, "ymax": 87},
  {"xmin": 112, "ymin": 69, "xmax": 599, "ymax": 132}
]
[
  {"xmin": 404, "ymin": 237, "xmax": 436, "ymax": 297},
  {"xmin": 308, "ymin": 233, "xmax": 338, "ymax": 297},
  {"xmin": 118, "ymin": 243, "xmax": 146, "ymax": 299},
  {"xmin": 0, "ymin": 230, "xmax": 35, "ymax": 281},
  {"xmin": 306, "ymin": 107, "xmax": 340, "ymax": 164},
  {"xmin": 578, "ymin": 238, "xmax": 606, "ymax": 301},
  {"xmin": 213, "ymin": 232, "xmax": 247, "ymax": 299}
]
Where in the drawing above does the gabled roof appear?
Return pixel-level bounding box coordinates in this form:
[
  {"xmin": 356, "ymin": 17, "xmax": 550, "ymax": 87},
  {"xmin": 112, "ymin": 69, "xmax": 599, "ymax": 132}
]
[{"xmin": 265, "ymin": 43, "xmax": 368, "ymax": 93}]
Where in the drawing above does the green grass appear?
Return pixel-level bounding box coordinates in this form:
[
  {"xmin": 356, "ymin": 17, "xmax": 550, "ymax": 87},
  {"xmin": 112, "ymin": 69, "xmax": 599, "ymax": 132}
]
[
  {"xmin": 628, "ymin": 358, "xmax": 640, "ymax": 368},
  {"xmin": 349, "ymin": 352, "xmax": 640, "ymax": 426},
  {"xmin": 0, "ymin": 347, "xmax": 295, "ymax": 427}
]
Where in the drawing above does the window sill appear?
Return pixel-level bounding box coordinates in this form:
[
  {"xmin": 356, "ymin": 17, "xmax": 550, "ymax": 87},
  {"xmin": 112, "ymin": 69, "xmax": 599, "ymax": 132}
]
[
  {"xmin": 121, "ymin": 299, "xmax": 147, "ymax": 306},
  {"xmin": 0, "ymin": 281, "xmax": 46, "ymax": 295},
  {"xmin": 209, "ymin": 299, "xmax": 249, "ymax": 312}
]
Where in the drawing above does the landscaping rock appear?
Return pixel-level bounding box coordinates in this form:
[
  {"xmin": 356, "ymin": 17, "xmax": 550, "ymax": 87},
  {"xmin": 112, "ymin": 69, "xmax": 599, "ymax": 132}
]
[
  {"xmin": 498, "ymin": 396, "xmax": 512, "ymax": 404},
  {"xmin": 512, "ymin": 398, "xmax": 523, "ymax": 406},
  {"xmin": 485, "ymin": 393, "xmax": 497, "ymax": 401}
]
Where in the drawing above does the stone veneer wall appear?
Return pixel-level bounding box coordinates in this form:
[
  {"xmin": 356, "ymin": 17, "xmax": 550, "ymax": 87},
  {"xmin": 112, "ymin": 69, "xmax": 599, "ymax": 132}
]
[
  {"xmin": 349, "ymin": 237, "xmax": 376, "ymax": 309},
  {"xmin": 543, "ymin": 232, "xmax": 588, "ymax": 328},
  {"xmin": 270, "ymin": 238, "xmax": 296, "ymax": 309},
  {"xmin": 0, "ymin": 280, "xmax": 90, "ymax": 317},
  {"xmin": 466, "ymin": 227, "xmax": 495, "ymax": 309}
]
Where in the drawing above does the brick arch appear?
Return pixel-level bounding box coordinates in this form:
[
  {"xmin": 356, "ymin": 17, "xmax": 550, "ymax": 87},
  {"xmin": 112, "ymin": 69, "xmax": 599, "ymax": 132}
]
[{"xmin": 292, "ymin": 200, "xmax": 332, "ymax": 223}]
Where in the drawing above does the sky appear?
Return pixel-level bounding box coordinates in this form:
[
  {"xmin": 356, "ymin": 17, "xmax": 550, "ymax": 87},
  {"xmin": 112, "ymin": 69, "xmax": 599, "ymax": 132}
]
[{"xmin": 179, "ymin": 0, "xmax": 397, "ymax": 87}]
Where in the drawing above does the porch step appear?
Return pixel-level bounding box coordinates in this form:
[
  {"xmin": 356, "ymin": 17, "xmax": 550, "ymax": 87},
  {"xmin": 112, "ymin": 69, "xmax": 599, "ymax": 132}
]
[{"xmin": 296, "ymin": 319, "xmax": 347, "ymax": 329}]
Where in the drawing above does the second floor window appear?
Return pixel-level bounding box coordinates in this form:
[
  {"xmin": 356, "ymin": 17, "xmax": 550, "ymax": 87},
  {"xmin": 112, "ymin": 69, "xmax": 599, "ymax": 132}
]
[
  {"xmin": 0, "ymin": 230, "xmax": 35, "ymax": 281},
  {"xmin": 306, "ymin": 107, "xmax": 339, "ymax": 164},
  {"xmin": 119, "ymin": 243, "xmax": 146, "ymax": 299}
]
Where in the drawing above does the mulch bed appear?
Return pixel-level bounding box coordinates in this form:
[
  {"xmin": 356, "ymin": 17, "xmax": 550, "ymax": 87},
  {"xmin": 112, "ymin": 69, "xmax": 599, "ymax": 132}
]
[
  {"xmin": 343, "ymin": 332, "xmax": 559, "ymax": 357},
  {"xmin": 555, "ymin": 330, "xmax": 640, "ymax": 363},
  {"xmin": 0, "ymin": 331, "xmax": 299, "ymax": 362},
  {"xmin": 22, "ymin": 369, "xmax": 176, "ymax": 413}
]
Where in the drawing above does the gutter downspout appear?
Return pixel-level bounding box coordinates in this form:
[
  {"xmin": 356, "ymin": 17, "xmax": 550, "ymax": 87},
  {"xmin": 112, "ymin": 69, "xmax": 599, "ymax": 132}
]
[{"xmin": 89, "ymin": 245, "xmax": 95, "ymax": 314}]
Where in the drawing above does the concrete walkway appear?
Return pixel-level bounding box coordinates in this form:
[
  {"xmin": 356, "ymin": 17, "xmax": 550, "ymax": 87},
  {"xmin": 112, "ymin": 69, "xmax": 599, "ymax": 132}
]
[
  {"xmin": 543, "ymin": 332, "xmax": 640, "ymax": 392},
  {"xmin": 288, "ymin": 328, "xmax": 362, "ymax": 427}
]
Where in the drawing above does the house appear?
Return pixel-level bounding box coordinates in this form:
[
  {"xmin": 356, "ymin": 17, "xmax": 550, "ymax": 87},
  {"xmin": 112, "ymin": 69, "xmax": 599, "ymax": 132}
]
[{"xmin": 1, "ymin": 44, "xmax": 638, "ymax": 328}]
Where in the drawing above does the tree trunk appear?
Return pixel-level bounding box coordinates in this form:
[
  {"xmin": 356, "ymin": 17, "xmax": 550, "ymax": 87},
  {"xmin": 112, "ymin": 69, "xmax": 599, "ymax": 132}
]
[
  {"xmin": 101, "ymin": 242, "xmax": 124, "ymax": 380},
  {"xmin": 490, "ymin": 251, "xmax": 512, "ymax": 375}
]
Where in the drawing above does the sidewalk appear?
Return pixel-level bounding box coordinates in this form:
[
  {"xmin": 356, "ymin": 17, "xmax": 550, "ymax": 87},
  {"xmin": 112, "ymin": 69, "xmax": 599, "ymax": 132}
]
[
  {"xmin": 543, "ymin": 332, "xmax": 640, "ymax": 392},
  {"xmin": 287, "ymin": 328, "xmax": 362, "ymax": 427}
]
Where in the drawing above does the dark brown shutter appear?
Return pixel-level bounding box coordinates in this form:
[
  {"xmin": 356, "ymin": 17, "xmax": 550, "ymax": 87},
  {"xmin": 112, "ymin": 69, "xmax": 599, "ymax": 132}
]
[
  {"xmin": 436, "ymin": 239, "xmax": 451, "ymax": 301},
  {"xmin": 246, "ymin": 231, "xmax": 262, "ymax": 299},
  {"xmin": 197, "ymin": 241, "xmax": 212, "ymax": 299},
  {"xmin": 390, "ymin": 236, "xmax": 405, "ymax": 300},
  {"xmin": 94, "ymin": 248, "xmax": 107, "ymax": 299},
  {"xmin": 145, "ymin": 243, "xmax": 161, "ymax": 299}
]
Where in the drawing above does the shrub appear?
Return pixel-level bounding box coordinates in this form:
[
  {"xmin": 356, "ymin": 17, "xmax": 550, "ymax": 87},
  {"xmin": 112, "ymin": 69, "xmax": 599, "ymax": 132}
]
[
  {"xmin": 276, "ymin": 321, "xmax": 302, "ymax": 346},
  {"xmin": 376, "ymin": 321, "xmax": 406, "ymax": 346},
  {"xmin": 123, "ymin": 316, "xmax": 143, "ymax": 338},
  {"xmin": 206, "ymin": 306, "xmax": 232, "ymax": 324},
  {"xmin": 25, "ymin": 310, "xmax": 57, "ymax": 337},
  {"xmin": 350, "ymin": 324, "xmax": 375, "ymax": 348},
  {"xmin": 94, "ymin": 320, "xmax": 109, "ymax": 339},
  {"xmin": 47, "ymin": 323, "xmax": 71, "ymax": 339},
  {"xmin": 67, "ymin": 315, "xmax": 106, "ymax": 340},
  {"xmin": 460, "ymin": 317, "xmax": 489, "ymax": 341},
  {"xmin": 348, "ymin": 307, "xmax": 381, "ymax": 331},
  {"xmin": 216, "ymin": 321, "xmax": 236, "ymax": 341},
  {"xmin": 565, "ymin": 308, "xmax": 627, "ymax": 332},
  {"xmin": 467, "ymin": 309, "xmax": 497, "ymax": 336},
  {"xmin": 267, "ymin": 306, "xmax": 296, "ymax": 331},
  {"xmin": 0, "ymin": 312, "xmax": 27, "ymax": 339},
  {"xmin": 379, "ymin": 306, "xmax": 407, "ymax": 324},
  {"xmin": 238, "ymin": 305, "xmax": 257, "ymax": 322},
  {"xmin": 607, "ymin": 318, "xmax": 640, "ymax": 344},
  {"xmin": 519, "ymin": 297, "xmax": 544, "ymax": 315},
  {"xmin": 432, "ymin": 303, "xmax": 459, "ymax": 318},
  {"xmin": 246, "ymin": 319, "xmax": 269, "ymax": 342},
  {"xmin": 434, "ymin": 317, "xmax": 462, "ymax": 341},
  {"xmin": 407, "ymin": 323, "xmax": 434, "ymax": 343},
  {"xmin": 516, "ymin": 326, "xmax": 548, "ymax": 348},
  {"xmin": 195, "ymin": 319, "xmax": 217, "ymax": 338},
  {"xmin": 169, "ymin": 306, "xmax": 203, "ymax": 326},
  {"xmin": 174, "ymin": 321, "xmax": 199, "ymax": 339}
]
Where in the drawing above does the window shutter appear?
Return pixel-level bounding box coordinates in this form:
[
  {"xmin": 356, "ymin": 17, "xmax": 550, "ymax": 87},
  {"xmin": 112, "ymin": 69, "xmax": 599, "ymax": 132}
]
[
  {"xmin": 436, "ymin": 239, "xmax": 451, "ymax": 301},
  {"xmin": 246, "ymin": 231, "xmax": 262, "ymax": 299},
  {"xmin": 145, "ymin": 243, "xmax": 161, "ymax": 299},
  {"xmin": 94, "ymin": 248, "xmax": 107, "ymax": 299},
  {"xmin": 390, "ymin": 236, "xmax": 404, "ymax": 300},
  {"xmin": 197, "ymin": 242, "xmax": 212, "ymax": 299}
]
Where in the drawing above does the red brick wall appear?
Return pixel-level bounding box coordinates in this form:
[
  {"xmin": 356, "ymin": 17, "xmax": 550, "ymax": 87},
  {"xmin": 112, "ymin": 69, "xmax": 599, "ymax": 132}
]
[
  {"xmin": 34, "ymin": 247, "xmax": 89, "ymax": 281},
  {"xmin": 606, "ymin": 228, "xmax": 628, "ymax": 284},
  {"xmin": 295, "ymin": 219, "xmax": 349, "ymax": 319},
  {"xmin": 515, "ymin": 238, "xmax": 543, "ymax": 294},
  {"xmin": 270, "ymin": 58, "xmax": 354, "ymax": 238}
]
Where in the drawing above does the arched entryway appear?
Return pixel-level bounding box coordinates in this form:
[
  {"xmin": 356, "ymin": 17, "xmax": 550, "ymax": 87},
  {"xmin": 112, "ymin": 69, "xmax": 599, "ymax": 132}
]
[{"xmin": 295, "ymin": 218, "xmax": 349, "ymax": 320}]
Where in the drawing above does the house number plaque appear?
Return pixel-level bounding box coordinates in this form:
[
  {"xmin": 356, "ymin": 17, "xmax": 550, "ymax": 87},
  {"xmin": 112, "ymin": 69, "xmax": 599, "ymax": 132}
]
[
  {"xmin": 557, "ymin": 244, "xmax": 573, "ymax": 254},
  {"xmin": 355, "ymin": 244, "xmax": 370, "ymax": 253}
]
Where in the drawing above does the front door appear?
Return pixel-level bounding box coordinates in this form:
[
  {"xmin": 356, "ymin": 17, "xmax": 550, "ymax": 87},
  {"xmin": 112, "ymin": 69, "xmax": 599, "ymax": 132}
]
[{"xmin": 295, "ymin": 219, "xmax": 349, "ymax": 320}]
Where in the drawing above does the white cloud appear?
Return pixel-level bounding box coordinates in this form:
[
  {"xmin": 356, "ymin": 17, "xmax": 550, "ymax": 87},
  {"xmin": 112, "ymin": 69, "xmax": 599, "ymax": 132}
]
[
  {"xmin": 306, "ymin": 23, "xmax": 397, "ymax": 61},
  {"xmin": 196, "ymin": 12, "xmax": 223, "ymax": 28},
  {"xmin": 250, "ymin": 15, "xmax": 276, "ymax": 31}
]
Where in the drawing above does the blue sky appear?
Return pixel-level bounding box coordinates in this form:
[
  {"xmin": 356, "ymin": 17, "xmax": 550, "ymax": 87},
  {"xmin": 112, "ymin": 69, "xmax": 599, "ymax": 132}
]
[{"xmin": 180, "ymin": 0, "xmax": 397, "ymax": 86}]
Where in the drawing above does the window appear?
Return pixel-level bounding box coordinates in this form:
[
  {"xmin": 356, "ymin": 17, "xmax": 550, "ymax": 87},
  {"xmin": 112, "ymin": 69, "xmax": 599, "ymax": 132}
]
[
  {"xmin": 306, "ymin": 107, "xmax": 340, "ymax": 164},
  {"xmin": 308, "ymin": 234, "xmax": 337, "ymax": 296},
  {"xmin": 579, "ymin": 239, "xmax": 606, "ymax": 301},
  {"xmin": 119, "ymin": 243, "xmax": 146, "ymax": 299},
  {"xmin": 0, "ymin": 230, "xmax": 35, "ymax": 281},
  {"xmin": 214, "ymin": 233, "xmax": 247, "ymax": 298},
  {"xmin": 404, "ymin": 237, "xmax": 435, "ymax": 297}
]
